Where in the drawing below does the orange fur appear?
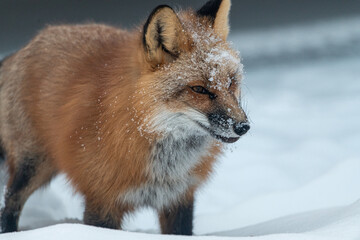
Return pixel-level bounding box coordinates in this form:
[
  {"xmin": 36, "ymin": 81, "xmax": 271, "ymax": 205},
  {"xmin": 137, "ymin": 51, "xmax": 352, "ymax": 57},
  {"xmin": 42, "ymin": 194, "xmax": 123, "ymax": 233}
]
[{"xmin": 0, "ymin": 0, "xmax": 249, "ymax": 234}]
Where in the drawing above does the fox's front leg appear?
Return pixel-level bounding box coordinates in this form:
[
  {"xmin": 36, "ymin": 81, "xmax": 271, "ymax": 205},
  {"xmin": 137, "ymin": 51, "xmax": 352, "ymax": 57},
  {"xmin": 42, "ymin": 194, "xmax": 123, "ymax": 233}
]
[
  {"xmin": 83, "ymin": 200, "xmax": 129, "ymax": 230},
  {"xmin": 158, "ymin": 195, "xmax": 194, "ymax": 235}
]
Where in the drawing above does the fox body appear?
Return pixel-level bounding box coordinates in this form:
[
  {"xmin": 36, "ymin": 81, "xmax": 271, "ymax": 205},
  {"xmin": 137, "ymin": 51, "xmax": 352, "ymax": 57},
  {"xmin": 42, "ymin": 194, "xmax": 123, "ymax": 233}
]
[{"xmin": 0, "ymin": 0, "xmax": 249, "ymax": 235}]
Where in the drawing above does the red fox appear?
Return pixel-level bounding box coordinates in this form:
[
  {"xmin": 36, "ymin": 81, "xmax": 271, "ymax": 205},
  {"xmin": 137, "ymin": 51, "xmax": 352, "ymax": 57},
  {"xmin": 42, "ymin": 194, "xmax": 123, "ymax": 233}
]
[{"xmin": 0, "ymin": 0, "xmax": 249, "ymax": 235}]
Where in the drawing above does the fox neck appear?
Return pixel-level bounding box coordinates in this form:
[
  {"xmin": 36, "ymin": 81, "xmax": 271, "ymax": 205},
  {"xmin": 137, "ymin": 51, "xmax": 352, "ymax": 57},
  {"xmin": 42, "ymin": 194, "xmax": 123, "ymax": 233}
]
[
  {"xmin": 150, "ymin": 133, "xmax": 210, "ymax": 178},
  {"xmin": 122, "ymin": 130, "xmax": 211, "ymax": 209}
]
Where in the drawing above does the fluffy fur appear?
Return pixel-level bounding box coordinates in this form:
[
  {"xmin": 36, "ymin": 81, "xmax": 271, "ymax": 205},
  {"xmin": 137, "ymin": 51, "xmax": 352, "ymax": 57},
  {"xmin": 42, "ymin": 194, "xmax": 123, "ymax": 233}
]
[{"xmin": 0, "ymin": 0, "xmax": 249, "ymax": 235}]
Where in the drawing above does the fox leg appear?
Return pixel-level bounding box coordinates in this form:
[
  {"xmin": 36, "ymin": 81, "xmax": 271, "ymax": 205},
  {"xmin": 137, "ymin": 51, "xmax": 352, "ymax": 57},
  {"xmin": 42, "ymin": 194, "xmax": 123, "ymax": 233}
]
[
  {"xmin": 1, "ymin": 155, "xmax": 57, "ymax": 233},
  {"xmin": 83, "ymin": 200, "xmax": 129, "ymax": 230},
  {"xmin": 158, "ymin": 194, "xmax": 194, "ymax": 235}
]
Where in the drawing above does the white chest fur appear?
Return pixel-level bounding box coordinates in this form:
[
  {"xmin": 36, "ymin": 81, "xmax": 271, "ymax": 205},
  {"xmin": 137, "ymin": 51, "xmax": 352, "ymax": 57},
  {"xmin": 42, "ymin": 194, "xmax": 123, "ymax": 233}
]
[{"xmin": 119, "ymin": 134, "xmax": 210, "ymax": 210}]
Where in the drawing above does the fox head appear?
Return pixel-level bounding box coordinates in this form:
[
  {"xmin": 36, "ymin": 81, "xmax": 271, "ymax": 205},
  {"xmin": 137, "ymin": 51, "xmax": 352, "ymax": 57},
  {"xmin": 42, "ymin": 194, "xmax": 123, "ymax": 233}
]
[{"xmin": 136, "ymin": 0, "xmax": 249, "ymax": 143}]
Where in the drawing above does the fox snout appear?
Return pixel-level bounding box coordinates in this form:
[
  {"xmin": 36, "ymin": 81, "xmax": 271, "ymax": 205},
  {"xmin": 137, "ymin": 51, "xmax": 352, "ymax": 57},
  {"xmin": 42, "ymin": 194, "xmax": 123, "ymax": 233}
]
[{"xmin": 207, "ymin": 109, "xmax": 250, "ymax": 143}]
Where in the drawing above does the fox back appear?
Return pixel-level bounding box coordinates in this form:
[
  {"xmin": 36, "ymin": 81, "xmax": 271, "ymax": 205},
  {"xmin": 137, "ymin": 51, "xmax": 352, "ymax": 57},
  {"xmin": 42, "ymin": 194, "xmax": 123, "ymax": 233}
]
[{"xmin": 0, "ymin": 0, "xmax": 249, "ymax": 235}]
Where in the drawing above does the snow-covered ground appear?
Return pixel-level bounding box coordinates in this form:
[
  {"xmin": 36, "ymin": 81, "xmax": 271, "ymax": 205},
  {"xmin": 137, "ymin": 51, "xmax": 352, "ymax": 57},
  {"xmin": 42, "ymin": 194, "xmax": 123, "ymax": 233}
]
[{"xmin": 1, "ymin": 17, "xmax": 360, "ymax": 239}]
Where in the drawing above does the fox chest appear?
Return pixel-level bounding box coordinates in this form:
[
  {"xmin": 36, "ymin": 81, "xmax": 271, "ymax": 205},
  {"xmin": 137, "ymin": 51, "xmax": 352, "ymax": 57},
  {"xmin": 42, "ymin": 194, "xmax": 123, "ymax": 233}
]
[{"xmin": 120, "ymin": 135, "xmax": 209, "ymax": 209}]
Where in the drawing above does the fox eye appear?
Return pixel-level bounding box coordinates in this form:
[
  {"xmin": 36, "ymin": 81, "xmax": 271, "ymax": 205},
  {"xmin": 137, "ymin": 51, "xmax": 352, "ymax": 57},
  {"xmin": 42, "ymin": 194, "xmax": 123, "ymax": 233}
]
[
  {"xmin": 229, "ymin": 75, "xmax": 237, "ymax": 89},
  {"xmin": 190, "ymin": 86, "xmax": 217, "ymax": 99},
  {"xmin": 191, "ymin": 86, "xmax": 209, "ymax": 94}
]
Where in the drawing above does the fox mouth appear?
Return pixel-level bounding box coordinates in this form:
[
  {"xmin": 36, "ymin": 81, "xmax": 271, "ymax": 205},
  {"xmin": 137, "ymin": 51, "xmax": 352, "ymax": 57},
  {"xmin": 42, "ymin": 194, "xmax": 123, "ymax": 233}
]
[
  {"xmin": 195, "ymin": 122, "xmax": 240, "ymax": 143},
  {"xmin": 213, "ymin": 134, "xmax": 240, "ymax": 143}
]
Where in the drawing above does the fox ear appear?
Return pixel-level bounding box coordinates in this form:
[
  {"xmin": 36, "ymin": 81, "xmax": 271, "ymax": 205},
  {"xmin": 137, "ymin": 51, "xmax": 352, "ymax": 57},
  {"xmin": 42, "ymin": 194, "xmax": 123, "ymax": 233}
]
[
  {"xmin": 197, "ymin": 0, "xmax": 231, "ymax": 40},
  {"xmin": 143, "ymin": 5, "xmax": 185, "ymax": 66}
]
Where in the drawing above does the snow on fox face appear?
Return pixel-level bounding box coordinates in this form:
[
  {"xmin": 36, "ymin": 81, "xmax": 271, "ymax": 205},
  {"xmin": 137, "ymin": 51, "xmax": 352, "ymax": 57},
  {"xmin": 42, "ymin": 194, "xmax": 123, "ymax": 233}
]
[
  {"xmin": 144, "ymin": 18, "xmax": 249, "ymax": 143},
  {"xmin": 133, "ymin": 5, "xmax": 250, "ymax": 143}
]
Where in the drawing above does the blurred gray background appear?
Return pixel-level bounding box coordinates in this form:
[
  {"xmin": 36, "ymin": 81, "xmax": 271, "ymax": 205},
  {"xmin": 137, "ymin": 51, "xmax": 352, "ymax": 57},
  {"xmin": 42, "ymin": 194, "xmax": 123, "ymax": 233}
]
[{"xmin": 1, "ymin": 0, "xmax": 360, "ymax": 62}]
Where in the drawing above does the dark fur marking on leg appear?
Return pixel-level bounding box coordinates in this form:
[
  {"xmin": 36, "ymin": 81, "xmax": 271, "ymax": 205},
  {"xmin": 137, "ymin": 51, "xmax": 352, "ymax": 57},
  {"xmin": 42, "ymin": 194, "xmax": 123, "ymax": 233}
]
[
  {"xmin": 1, "ymin": 158, "xmax": 37, "ymax": 233},
  {"xmin": 8, "ymin": 159, "xmax": 36, "ymax": 195},
  {"xmin": 83, "ymin": 203, "xmax": 120, "ymax": 230},
  {"xmin": 160, "ymin": 201, "xmax": 194, "ymax": 235},
  {"xmin": 0, "ymin": 147, "xmax": 5, "ymax": 163},
  {"xmin": 1, "ymin": 206, "xmax": 20, "ymax": 233}
]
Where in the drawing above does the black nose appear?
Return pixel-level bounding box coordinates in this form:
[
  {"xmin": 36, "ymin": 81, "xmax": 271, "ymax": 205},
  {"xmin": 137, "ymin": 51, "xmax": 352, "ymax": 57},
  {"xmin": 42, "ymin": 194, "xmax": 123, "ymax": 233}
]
[{"xmin": 233, "ymin": 122, "xmax": 250, "ymax": 136}]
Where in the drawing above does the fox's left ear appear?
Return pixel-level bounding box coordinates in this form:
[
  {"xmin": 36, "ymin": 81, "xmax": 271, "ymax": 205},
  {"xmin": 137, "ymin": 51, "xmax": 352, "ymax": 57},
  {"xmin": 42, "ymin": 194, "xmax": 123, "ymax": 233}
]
[
  {"xmin": 143, "ymin": 5, "xmax": 186, "ymax": 67},
  {"xmin": 197, "ymin": 0, "xmax": 231, "ymax": 40}
]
